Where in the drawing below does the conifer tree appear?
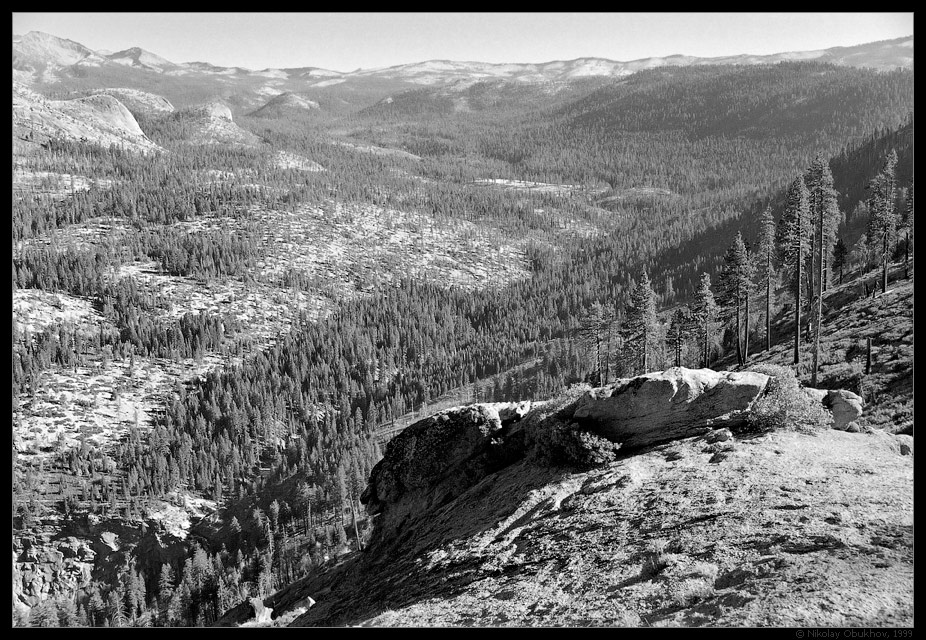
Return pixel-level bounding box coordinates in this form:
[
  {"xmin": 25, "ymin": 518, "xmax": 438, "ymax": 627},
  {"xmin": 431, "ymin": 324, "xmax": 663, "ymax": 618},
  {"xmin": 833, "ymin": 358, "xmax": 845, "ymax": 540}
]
[
  {"xmin": 107, "ymin": 589, "xmax": 127, "ymax": 628},
  {"xmin": 57, "ymin": 596, "xmax": 79, "ymax": 627},
  {"xmin": 579, "ymin": 302, "xmax": 614, "ymax": 385},
  {"xmin": 158, "ymin": 563, "xmax": 175, "ymax": 621},
  {"xmin": 622, "ymin": 271, "xmax": 658, "ymax": 375},
  {"xmin": 805, "ymin": 157, "xmax": 841, "ymax": 386},
  {"xmin": 832, "ymin": 238, "xmax": 849, "ymax": 285},
  {"xmin": 867, "ymin": 150, "xmax": 898, "ymax": 294},
  {"xmin": 805, "ymin": 158, "xmax": 841, "ymax": 292},
  {"xmin": 718, "ymin": 232, "xmax": 755, "ymax": 366},
  {"xmin": 899, "ymin": 181, "xmax": 913, "ymax": 278},
  {"xmin": 666, "ymin": 307, "xmax": 691, "ymax": 368},
  {"xmin": 88, "ymin": 588, "xmax": 106, "ymax": 627},
  {"xmin": 754, "ymin": 205, "xmax": 778, "ymax": 352},
  {"xmin": 777, "ymin": 175, "xmax": 811, "ymax": 365},
  {"xmin": 691, "ymin": 273, "xmax": 718, "ymax": 368},
  {"xmin": 268, "ymin": 500, "xmax": 281, "ymax": 534},
  {"xmin": 34, "ymin": 599, "xmax": 59, "ymax": 628},
  {"xmin": 295, "ymin": 481, "xmax": 313, "ymax": 533}
]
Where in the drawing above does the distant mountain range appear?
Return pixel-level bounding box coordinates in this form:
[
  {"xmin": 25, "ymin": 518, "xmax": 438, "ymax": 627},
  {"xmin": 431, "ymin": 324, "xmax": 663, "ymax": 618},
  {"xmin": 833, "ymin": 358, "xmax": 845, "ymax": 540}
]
[
  {"xmin": 10, "ymin": 30, "xmax": 915, "ymax": 154},
  {"xmin": 13, "ymin": 30, "xmax": 914, "ymax": 90}
]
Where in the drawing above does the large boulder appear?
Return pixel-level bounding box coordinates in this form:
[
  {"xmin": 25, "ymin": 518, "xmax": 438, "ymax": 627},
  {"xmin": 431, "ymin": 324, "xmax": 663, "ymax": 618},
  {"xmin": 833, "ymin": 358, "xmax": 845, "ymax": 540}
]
[
  {"xmin": 824, "ymin": 390, "xmax": 864, "ymax": 430},
  {"xmin": 569, "ymin": 367, "xmax": 769, "ymax": 450},
  {"xmin": 895, "ymin": 434, "xmax": 913, "ymax": 456},
  {"xmin": 804, "ymin": 388, "xmax": 864, "ymax": 430},
  {"xmin": 361, "ymin": 404, "xmax": 524, "ymax": 536}
]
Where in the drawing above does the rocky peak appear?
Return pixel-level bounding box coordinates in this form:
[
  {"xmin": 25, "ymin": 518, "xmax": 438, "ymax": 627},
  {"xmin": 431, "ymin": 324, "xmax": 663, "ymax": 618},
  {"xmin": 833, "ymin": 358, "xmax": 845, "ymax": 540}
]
[{"xmin": 194, "ymin": 101, "xmax": 234, "ymax": 121}]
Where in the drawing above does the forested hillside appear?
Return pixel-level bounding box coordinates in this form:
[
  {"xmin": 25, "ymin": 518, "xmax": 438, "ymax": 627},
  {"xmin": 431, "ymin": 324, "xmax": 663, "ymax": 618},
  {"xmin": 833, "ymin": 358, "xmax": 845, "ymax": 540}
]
[{"xmin": 12, "ymin": 41, "xmax": 914, "ymax": 628}]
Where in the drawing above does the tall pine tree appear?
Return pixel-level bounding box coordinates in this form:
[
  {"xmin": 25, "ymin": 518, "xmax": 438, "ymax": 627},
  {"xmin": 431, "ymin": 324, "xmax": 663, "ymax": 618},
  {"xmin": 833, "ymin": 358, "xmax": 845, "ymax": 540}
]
[
  {"xmin": 867, "ymin": 150, "xmax": 898, "ymax": 294},
  {"xmin": 691, "ymin": 273, "xmax": 718, "ymax": 368},
  {"xmin": 777, "ymin": 175, "xmax": 811, "ymax": 365},
  {"xmin": 805, "ymin": 156, "xmax": 841, "ymax": 292},
  {"xmin": 832, "ymin": 238, "xmax": 849, "ymax": 285},
  {"xmin": 805, "ymin": 156, "xmax": 841, "ymax": 386},
  {"xmin": 622, "ymin": 271, "xmax": 658, "ymax": 375},
  {"xmin": 718, "ymin": 232, "xmax": 754, "ymax": 366},
  {"xmin": 666, "ymin": 307, "xmax": 691, "ymax": 368},
  {"xmin": 754, "ymin": 205, "xmax": 778, "ymax": 352}
]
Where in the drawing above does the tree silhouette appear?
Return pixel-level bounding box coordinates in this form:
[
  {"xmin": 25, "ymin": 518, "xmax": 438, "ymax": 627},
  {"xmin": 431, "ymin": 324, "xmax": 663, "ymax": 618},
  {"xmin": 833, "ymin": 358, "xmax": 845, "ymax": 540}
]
[{"xmin": 777, "ymin": 175, "xmax": 811, "ymax": 365}]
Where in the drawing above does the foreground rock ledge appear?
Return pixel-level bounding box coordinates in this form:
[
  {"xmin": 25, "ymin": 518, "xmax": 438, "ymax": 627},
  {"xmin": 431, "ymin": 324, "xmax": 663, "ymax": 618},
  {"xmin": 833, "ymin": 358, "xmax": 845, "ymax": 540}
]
[
  {"xmin": 362, "ymin": 368, "xmax": 772, "ymax": 538},
  {"xmin": 359, "ymin": 367, "xmax": 876, "ymax": 544}
]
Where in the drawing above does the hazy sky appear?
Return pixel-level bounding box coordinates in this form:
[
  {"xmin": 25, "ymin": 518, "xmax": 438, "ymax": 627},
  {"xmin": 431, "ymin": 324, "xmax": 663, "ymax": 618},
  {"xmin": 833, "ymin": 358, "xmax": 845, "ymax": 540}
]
[{"xmin": 12, "ymin": 12, "xmax": 914, "ymax": 73}]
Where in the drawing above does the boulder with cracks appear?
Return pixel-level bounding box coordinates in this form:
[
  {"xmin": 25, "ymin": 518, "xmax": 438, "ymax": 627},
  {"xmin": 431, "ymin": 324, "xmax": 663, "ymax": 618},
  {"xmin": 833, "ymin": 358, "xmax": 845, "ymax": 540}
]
[{"xmin": 568, "ymin": 367, "xmax": 769, "ymax": 450}]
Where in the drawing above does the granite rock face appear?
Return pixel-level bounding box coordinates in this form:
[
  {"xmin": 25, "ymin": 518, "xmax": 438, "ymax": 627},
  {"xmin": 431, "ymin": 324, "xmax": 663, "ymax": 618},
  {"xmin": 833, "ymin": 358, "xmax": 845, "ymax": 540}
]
[
  {"xmin": 569, "ymin": 367, "xmax": 770, "ymax": 450},
  {"xmin": 360, "ymin": 368, "xmax": 869, "ymax": 544},
  {"xmin": 824, "ymin": 390, "xmax": 864, "ymax": 430},
  {"xmin": 361, "ymin": 404, "xmax": 524, "ymax": 537}
]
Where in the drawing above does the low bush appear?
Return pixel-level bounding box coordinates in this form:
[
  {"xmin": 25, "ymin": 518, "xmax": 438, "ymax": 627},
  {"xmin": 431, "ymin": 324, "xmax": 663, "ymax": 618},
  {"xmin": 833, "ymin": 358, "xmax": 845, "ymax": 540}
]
[
  {"xmin": 532, "ymin": 418, "xmax": 621, "ymax": 468},
  {"xmin": 671, "ymin": 578, "xmax": 715, "ymax": 607},
  {"xmin": 745, "ymin": 363, "xmax": 833, "ymax": 433},
  {"xmin": 642, "ymin": 539, "xmax": 674, "ymax": 577}
]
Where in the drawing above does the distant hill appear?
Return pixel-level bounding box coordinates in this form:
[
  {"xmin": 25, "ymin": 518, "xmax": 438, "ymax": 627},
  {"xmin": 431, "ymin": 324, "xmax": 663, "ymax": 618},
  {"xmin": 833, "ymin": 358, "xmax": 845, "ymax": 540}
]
[
  {"xmin": 12, "ymin": 82, "xmax": 162, "ymax": 154},
  {"xmin": 558, "ymin": 62, "xmax": 914, "ymax": 141},
  {"xmin": 175, "ymin": 101, "xmax": 263, "ymax": 146},
  {"xmin": 92, "ymin": 88, "xmax": 175, "ymax": 116},
  {"xmin": 13, "ymin": 31, "xmax": 105, "ymax": 77},
  {"xmin": 348, "ymin": 36, "xmax": 914, "ymax": 84},
  {"xmin": 105, "ymin": 46, "xmax": 179, "ymax": 72},
  {"xmin": 248, "ymin": 92, "xmax": 321, "ymax": 118},
  {"xmin": 12, "ymin": 31, "xmax": 913, "ymax": 114}
]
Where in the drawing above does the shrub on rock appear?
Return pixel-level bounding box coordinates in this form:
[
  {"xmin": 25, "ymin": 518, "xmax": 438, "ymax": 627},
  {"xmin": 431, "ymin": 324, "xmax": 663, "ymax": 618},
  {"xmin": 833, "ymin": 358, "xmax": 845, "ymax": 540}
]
[
  {"xmin": 533, "ymin": 419, "xmax": 622, "ymax": 468},
  {"xmin": 745, "ymin": 364, "xmax": 833, "ymax": 433}
]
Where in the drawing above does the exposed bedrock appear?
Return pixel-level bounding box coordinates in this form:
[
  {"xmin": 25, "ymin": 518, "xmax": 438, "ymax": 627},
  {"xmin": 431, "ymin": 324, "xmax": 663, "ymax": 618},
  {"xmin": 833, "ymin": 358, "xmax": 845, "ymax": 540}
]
[
  {"xmin": 569, "ymin": 367, "xmax": 769, "ymax": 449},
  {"xmin": 361, "ymin": 367, "xmax": 869, "ymax": 542}
]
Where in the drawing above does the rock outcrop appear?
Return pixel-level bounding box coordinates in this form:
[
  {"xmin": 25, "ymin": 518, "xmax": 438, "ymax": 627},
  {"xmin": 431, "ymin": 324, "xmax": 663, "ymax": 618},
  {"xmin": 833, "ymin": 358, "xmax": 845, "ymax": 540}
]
[
  {"xmin": 803, "ymin": 388, "xmax": 865, "ymax": 430},
  {"xmin": 94, "ymin": 88, "xmax": 175, "ymax": 115},
  {"xmin": 194, "ymin": 101, "xmax": 234, "ymax": 121},
  {"xmin": 824, "ymin": 390, "xmax": 865, "ymax": 430},
  {"xmin": 213, "ymin": 366, "xmax": 909, "ymax": 628},
  {"xmin": 282, "ymin": 417, "xmax": 913, "ymax": 628},
  {"xmin": 569, "ymin": 367, "xmax": 769, "ymax": 450},
  {"xmin": 13, "ymin": 535, "xmax": 94, "ymax": 609},
  {"xmin": 361, "ymin": 403, "xmax": 526, "ymax": 537},
  {"xmin": 13, "ymin": 83, "xmax": 162, "ymax": 154},
  {"xmin": 180, "ymin": 102, "xmax": 261, "ymax": 146},
  {"xmin": 249, "ymin": 92, "xmax": 320, "ymax": 118},
  {"xmin": 361, "ymin": 368, "xmax": 872, "ymax": 540}
]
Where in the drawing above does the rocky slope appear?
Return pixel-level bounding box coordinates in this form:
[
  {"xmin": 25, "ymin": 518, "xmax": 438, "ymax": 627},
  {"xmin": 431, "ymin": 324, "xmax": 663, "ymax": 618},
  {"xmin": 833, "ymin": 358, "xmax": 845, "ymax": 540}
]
[
  {"xmin": 92, "ymin": 88, "xmax": 175, "ymax": 116},
  {"xmin": 13, "ymin": 31, "xmax": 106, "ymax": 83},
  {"xmin": 13, "ymin": 511, "xmax": 193, "ymax": 619},
  {"xmin": 178, "ymin": 101, "xmax": 263, "ymax": 146},
  {"xmin": 248, "ymin": 92, "xmax": 320, "ymax": 118},
  {"xmin": 13, "ymin": 82, "xmax": 162, "ymax": 154},
  {"xmin": 216, "ymin": 367, "xmax": 913, "ymax": 627}
]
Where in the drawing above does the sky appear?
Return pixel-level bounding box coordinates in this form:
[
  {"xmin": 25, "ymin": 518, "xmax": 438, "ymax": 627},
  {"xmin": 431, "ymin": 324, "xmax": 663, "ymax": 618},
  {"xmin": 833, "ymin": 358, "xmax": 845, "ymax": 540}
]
[{"xmin": 12, "ymin": 12, "xmax": 914, "ymax": 73}]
